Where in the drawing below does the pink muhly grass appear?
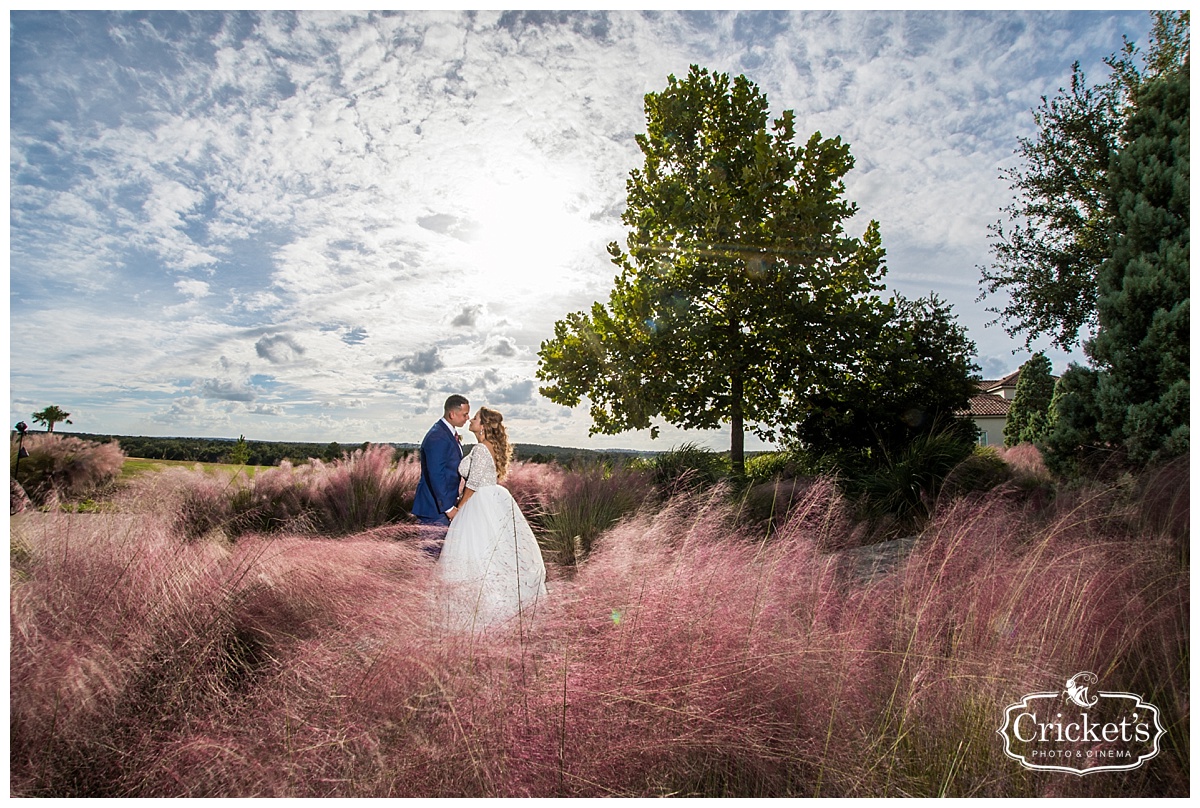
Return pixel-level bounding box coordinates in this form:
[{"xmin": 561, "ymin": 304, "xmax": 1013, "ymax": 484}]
[
  {"xmin": 10, "ymin": 509, "xmax": 437, "ymax": 797},
  {"xmin": 120, "ymin": 446, "xmax": 424, "ymax": 540},
  {"xmin": 115, "ymin": 464, "xmax": 253, "ymax": 540},
  {"xmin": 10, "ymin": 462, "xmax": 1188, "ymax": 797},
  {"xmin": 508, "ymin": 478, "xmax": 1187, "ymax": 797},
  {"xmin": 534, "ymin": 462, "xmax": 650, "ymax": 565},
  {"xmin": 811, "ymin": 476, "xmax": 1189, "ymax": 796},
  {"xmin": 501, "ymin": 460, "xmax": 568, "ymax": 515},
  {"xmin": 13, "ymin": 433, "xmax": 126, "ymax": 504},
  {"xmin": 114, "ymin": 464, "xmax": 237, "ymax": 514},
  {"xmin": 493, "ymin": 486, "xmax": 845, "ymax": 796},
  {"xmin": 11, "ymin": 511, "xmax": 243, "ymax": 795},
  {"xmin": 301, "ymin": 445, "xmax": 422, "ymax": 534},
  {"xmin": 747, "ymin": 475, "xmax": 864, "ymax": 551},
  {"xmin": 1129, "ymin": 455, "xmax": 1189, "ymax": 547},
  {"xmin": 118, "ymin": 535, "xmax": 534, "ymax": 797},
  {"xmin": 229, "ymin": 459, "xmax": 316, "ymax": 535},
  {"xmin": 997, "ymin": 442, "xmax": 1053, "ymax": 485}
]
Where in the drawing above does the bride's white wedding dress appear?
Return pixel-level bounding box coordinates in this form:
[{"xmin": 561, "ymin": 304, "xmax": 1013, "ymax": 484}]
[{"xmin": 436, "ymin": 443, "xmax": 547, "ymax": 632}]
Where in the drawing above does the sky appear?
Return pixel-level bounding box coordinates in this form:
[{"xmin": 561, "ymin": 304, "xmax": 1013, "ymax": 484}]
[{"xmin": 8, "ymin": 8, "xmax": 1155, "ymax": 452}]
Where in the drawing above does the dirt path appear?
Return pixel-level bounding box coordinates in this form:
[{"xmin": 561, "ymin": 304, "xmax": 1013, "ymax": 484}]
[{"xmin": 834, "ymin": 535, "xmax": 919, "ymax": 582}]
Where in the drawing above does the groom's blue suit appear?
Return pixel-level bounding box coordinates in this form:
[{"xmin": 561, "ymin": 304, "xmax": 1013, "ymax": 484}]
[{"xmin": 412, "ymin": 419, "xmax": 463, "ymax": 528}]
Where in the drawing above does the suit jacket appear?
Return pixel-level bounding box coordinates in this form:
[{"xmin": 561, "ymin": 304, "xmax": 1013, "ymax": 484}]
[{"xmin": 412, "ymin": 419, "xmax": 463, "ymax": 520}]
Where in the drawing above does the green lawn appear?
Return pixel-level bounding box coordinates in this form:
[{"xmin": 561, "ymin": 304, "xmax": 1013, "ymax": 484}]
[{"xmin": 120, "ymin": 457, "xmax": 269, "ymax": 480}]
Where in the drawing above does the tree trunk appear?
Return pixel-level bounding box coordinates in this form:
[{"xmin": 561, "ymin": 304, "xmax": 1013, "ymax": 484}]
[{"xmin": 730, "ymin": 364, "xmax": 745, "ymax": 477}]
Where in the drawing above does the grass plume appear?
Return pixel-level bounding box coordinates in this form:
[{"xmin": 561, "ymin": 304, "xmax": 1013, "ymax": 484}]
[{"xmin": 10, "ymin": 460, "xmax": 1189, "ymax": 797}]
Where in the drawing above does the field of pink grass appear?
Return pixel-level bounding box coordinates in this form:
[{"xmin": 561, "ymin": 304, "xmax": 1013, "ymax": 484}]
[{"xmin": 10, "ymin": 456, "xmax": 1189, "ymax": 797}]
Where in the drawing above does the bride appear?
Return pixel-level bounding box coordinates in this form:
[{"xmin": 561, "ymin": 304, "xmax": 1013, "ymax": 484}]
[{"xmin": 436, "ymin": 407, "xmax": 547, "ymax": 632}]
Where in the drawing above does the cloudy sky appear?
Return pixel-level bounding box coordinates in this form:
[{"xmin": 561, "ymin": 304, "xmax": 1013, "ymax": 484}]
[{"xmin": 9, "ymin": 9, "xmax": 1153, "ymax": 451}]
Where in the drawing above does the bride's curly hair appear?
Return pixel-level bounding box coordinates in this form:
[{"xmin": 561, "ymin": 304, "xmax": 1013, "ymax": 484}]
[{"xmin": 478, "ymin": 407, "xmax": 513, "ymax": 481}]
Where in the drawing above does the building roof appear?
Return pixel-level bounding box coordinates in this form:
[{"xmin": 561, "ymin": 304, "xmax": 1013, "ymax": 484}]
[
  {"xmin": 958, "ymin": 393, "xmax": 1011, "ymax": 417},
  {"xmin": 979, "ymin": 369, "xmax": 1061, "ymax": 394},
  {"xmin": 979, "ymin": 370, "xmax": 1022, "ymax": 393}
]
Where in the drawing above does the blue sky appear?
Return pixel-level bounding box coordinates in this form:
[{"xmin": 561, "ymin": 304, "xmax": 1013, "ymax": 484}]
[{"xmin": 8, "ymin": 9, "xmax": 1154, "ymax": 450}]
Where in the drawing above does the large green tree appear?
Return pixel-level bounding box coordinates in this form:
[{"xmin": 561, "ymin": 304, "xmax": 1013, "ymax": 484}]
[
  {"xmin": 537, "ymin": 66, "xmax": 887, "ymax": 474},
  {"xmin": 1086, "ymin": 65, "xmax": 1189, "ymax": 465},
  {"xmin": 1004, "ymin": 352, "xmax": 1055, "ymax": 447},
  {"xmin": 979, "ymin": 11, "xmax": 1189, "ymax": 351},
  {"xmin": 790, "ymin": 293, "xmax": 980, "ymax": 461}
]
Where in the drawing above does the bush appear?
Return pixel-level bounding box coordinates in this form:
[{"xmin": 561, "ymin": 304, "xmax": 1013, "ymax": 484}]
[
  {"xmin": 743, "ymin": 451, "xmax": 793, "ymax": 481},
  {"xmin": 537, "ymin": 463, "xmax": 649, "ymax": 565},
  {"xmin": 12, "ymin": 433, "xmax": 126, "ymax": 505},
  {"xmin": 639, "ymin": 443, "xmax": 729, "ymax": 498},
  {"xmin": 146, "ymin": 446, "xmax": 421, "ymax": 540},
  {"xmin": 843, "ymin": 429, "xmax": 975, "ymax": 536},
  {"xmin": 940, "ymin": 445, "xmax": 1012, "ymax": 500}
]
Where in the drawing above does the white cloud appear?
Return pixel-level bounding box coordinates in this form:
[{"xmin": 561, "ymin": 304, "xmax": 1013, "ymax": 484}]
[
  {"xmin": 256, "ymin": 334, "xmax": 306, "ymax": 364},
  {"xmin": 176, "ymin": 279, "xmax": 211, "ymax": 299},
  {"xmin": 485, "ymin": 336, "xmax": 519, "ymax": 358},
  {"xmin": 389, "ymin": 347, "xmax": 444, "ymax": 376},
  {"xmin": 490, "ymin": 379, "xmax": 536, "ymax": 406}
]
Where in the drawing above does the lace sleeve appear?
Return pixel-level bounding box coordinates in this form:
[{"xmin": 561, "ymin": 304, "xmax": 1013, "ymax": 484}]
[{"xmin": 464, "ymin": 443, "xmax": 498, "ymax": 490}]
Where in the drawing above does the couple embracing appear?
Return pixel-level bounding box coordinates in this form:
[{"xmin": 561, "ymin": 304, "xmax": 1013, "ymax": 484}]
[{"xmin": 413, "ymin": 395, "xmax": 547, "ymax": 631}]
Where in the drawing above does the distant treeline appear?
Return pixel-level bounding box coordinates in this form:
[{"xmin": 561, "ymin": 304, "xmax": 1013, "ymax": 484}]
[
  {"xmin": 58, "ymin": 433, "xmax": 374, "ymax": 467},
  {"xmin": 51, "ymin": 432, "xmax": 652, "ymax": 467}
]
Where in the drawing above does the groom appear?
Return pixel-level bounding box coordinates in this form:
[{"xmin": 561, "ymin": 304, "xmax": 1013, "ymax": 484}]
[{"xmin": 412, "ymin": 394, "xmax": 470, "ymax": 558}]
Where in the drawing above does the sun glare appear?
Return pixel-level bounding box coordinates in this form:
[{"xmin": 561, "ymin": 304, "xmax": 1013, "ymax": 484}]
[{"xmin": 460, "ymin": 167, "xmax": 597, "ymax": 295}]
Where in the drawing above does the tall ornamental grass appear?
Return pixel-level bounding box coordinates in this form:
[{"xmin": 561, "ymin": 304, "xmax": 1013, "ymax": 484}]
[
  {"xmin": 122, "ymin": 451, "xmax": 578, "ymax": 542},
  {"xmin": 11, "ymin": 433, "xmax": 126, "ymax": 505},
  {"xmin": 10, "ymin": 462, "xmax": 1188, "ymax": 797},
  {"xmin": 533, "ymin": 462, "xmax": 650, "ymax": 565},
  {"xmin": 116, "ymin": 444, "xmax": 422, "ymax": 539},
  {"xmin": 499, "ymin": 460, "xmax": 568, "ymax": 517}
]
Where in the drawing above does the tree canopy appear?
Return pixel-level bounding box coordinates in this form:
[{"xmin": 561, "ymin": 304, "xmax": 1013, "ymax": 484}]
[
  {"xmin": 537, "ymin": 66, "xmax": 887, "ymax": 474},
  {"xmin": 1039, "ymin": 16, "xmax": 1190, "ymax": 472},
  {"xmin": 979, "ymin": 11, "xmax": 1189, "ymax": 351},
  {"xmin": 31, "ymin": 405, "xmax": 72, "ymax": 433},
  {"xmin": 789, "ymin": 293, "xmax": 980, "ymax": 462}
]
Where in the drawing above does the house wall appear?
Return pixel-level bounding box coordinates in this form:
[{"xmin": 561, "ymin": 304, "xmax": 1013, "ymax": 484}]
[{"xmin": 971, "ymin": 415, "xmax": 1008, "ymax": 447}]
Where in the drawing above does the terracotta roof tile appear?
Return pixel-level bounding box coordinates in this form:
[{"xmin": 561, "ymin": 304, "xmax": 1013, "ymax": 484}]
[
  {"xmin": 979, "ymin": 371, "xmax": 1021, "ymax": 393},
  {"xmin": 957, "ymin": 393, "xmax": 1011, "ymax": 416}
]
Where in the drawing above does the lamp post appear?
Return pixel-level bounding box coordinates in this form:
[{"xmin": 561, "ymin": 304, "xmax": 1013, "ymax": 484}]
[{"xmin": 14, "ymin": 421, "xmax": 28, "ymax": 476}]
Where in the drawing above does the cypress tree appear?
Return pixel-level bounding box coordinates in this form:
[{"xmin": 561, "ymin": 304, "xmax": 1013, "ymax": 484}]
[
  {"xmin": 1004, "ymin": 352, "xmax": 1056, "ymax": 447},
  {"xmin": 1086, "ymin": 67, "xmax": 1189, "ymax": 465}
]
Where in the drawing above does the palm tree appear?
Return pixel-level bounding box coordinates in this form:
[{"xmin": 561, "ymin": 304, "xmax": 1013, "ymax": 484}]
[{"xmin": 32, "ymin": 405, "xmax": 72, "ymax": 433}]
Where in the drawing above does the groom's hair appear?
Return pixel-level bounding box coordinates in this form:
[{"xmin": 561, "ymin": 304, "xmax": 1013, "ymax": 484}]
[{"xmin": 443, "ymin": 394, "xmax": 469, "ymax": 415}]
